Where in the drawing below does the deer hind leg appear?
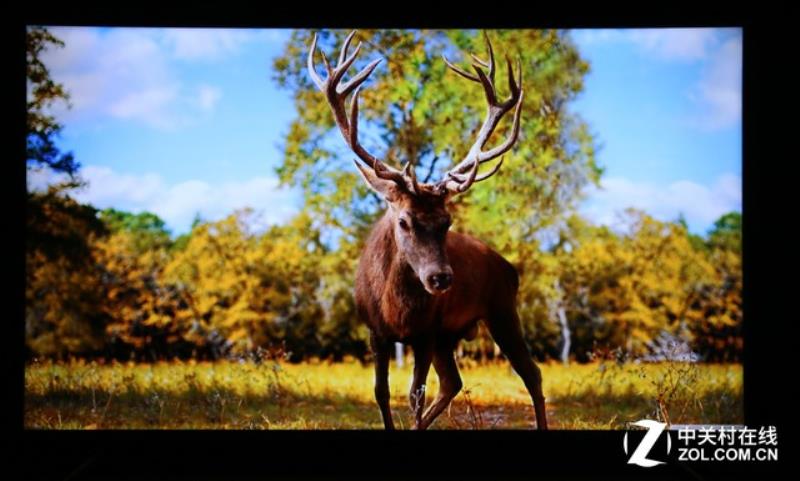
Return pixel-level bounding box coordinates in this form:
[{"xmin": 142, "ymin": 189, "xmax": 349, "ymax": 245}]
[
  {"xmin": 486, "ymin": 310, "xmax": 549, "ymax": 430},
  {"xmin": 418, "ymin": 340, "xmax": 462, "ymax": 430},
  {"xmin": 371, "ymin": 335, "xmax": 395, "ymax": 430},
  {"xmin": 409, "ymin": 340, "xmax": 433, "ymax": 429}
]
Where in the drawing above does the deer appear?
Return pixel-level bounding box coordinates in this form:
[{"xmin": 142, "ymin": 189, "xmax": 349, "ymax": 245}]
[{"xmin": 307, "ymin": 30, "xmax": 548, "ymax": 430}]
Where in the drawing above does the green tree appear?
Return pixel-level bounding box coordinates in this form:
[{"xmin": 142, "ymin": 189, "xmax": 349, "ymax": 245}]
[
  {"xmin": 708, "ymin": 211, "xmax": 741, "ymax": 252},
  {"xmin": 93, "ymin": 209, "xmax": 193, "ymax": 360},
  {"xmin": 27, "ymin": 26, "xmax": 78, "ymax": 176},
  {"xmin": 99, "ymin": 208, "xmax": 172, "ymax": 252},
  {"xmin": 675, "ymin": 213, "xmax": 707, "ymax": 252},
  {"xmin": 273, "ymin": 29, "xmax": 600, "ymax": 246},
  {"xmin": 690, "ymin": 211, "xmax": 742, "ymax": 361},
  {"xmin": 273, "ymin": 30, "xmax": 601, "ymax": 361},
  {"xmin": 25, "ymin": 28, "xmax": 108, "ymax": 358}
]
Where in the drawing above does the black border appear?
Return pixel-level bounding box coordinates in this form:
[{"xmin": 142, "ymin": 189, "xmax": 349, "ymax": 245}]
[{"xmin": 9, "ymin": 5, "xmax": 794, "ymax": 481}]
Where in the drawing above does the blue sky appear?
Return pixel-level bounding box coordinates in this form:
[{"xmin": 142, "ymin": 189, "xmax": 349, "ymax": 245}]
[
  {"xmin": 29, "ymin": 27, "xmax": 742, "ymax": 236},
  {"xmin": 571, "ymin": 28, "xmax": 741, "ymax": 234}
]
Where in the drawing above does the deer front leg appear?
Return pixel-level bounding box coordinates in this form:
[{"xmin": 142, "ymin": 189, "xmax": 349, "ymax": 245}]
[
  {"xmin": 371, "ymin": 335, "xmax": 395, "ymax": 430},
  {"xmin": 418, "ymin": 341, "xmax": 462, "ymax": 430},
  {"xmin": 409, "ymin": 340, "xmax": 433, "ymax": 429}
]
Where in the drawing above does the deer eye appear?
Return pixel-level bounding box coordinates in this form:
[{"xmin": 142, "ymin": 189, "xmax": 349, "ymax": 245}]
[{"xmin": 398, "ymin": 218, "xmax": 410, "ymax": 231}]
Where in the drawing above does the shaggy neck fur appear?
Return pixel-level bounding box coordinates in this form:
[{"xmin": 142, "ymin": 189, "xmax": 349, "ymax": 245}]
[{"xmin": 372, "ymin": 212, "xmax": 435, "ymax": 338}]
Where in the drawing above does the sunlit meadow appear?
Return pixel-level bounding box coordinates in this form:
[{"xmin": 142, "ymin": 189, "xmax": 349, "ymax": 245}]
[{"xmin": 25, "ymin": 359, "xmax": 742, "ymax": 429}]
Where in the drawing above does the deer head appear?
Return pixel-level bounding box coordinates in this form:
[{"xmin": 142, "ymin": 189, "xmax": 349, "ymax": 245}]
[{"xmin": 308, "ymin": 31, "xmax": 523, "ymax": 295}]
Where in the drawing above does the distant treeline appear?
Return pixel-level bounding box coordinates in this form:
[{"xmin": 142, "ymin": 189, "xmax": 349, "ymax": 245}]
[
  {"xmin": 26, "ymin": 190, "xmax": 742, "ymax": 363},
  {"xmin": 25, "ymin": 27, "xmax": 742, "ymax": 363}
]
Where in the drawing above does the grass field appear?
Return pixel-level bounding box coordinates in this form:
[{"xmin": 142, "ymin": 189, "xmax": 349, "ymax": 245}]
[{"xmin": 24, "ymin": 358, "xmax": 742, "ymax": 429}]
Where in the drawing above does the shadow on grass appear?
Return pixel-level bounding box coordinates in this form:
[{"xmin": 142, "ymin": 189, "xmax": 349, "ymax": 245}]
[
  {"xmin": 551, "ymin": 387, "xmax": 743, "ymax": 429},
  {"xmin": 25, "ymin": 383, "xmax": 387, "ymax": 429},
  {"xmin": 24, "ymin": 382, "xmax": 743, "ymax": 430}
]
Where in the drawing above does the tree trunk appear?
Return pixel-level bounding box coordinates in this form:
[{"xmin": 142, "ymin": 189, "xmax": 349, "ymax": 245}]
[
  {"xmin": 557, "ymin": 305, "xmax": 571, "ymax": 365},
  {"xmin": 395, "ymin": 342, "xmax": 404, "ymax": 368}
]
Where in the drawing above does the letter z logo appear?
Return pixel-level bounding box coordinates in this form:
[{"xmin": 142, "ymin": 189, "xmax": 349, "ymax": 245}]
[{"xmin": 623, "ymin": 420, "xmax": 671, "ymax": 467}]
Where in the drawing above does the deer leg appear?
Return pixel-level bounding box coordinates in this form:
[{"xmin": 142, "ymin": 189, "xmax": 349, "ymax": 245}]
[
  {"xmin": 409, "ymin": 340, "xmax": 433, "ymax": 429},
  {"xmin": 371, "ymin": 335, "xmax": 395, "ymax": 430},
  {"xmin": 418, "ymin": 341, "xmax": 462, "ymax": 430},
  {"xmin": 486, "ymin": 311, "xmax": 549, "ymax": 430}
]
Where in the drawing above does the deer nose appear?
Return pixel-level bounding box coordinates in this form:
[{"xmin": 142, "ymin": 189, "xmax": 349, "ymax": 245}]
[{"xmin": 428, "ymin": 272, "xmax": 452, "ymax": 291}]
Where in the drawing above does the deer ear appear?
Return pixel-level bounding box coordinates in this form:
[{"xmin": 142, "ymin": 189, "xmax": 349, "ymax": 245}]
[{"xmin": 353, "ymin": 159, "xmax": 401, "ymax": 202}]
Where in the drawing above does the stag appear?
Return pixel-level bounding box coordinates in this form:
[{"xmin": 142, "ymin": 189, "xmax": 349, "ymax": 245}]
[{"xmin": 308, "ymin": 30, "xmax": 548, "ymax": 430}]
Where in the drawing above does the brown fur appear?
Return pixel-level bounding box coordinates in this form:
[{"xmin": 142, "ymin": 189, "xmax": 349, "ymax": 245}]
[
  {"xmin": 356, "ymin": 211, "xmax": 517, "ymax": 342},
  {"xmin": 354, "ymin": 189, "xmax": 548, "ymax": 430},
  {"xmin": 308, "ymin": 28, "xmax": 543, "ymax": 430}
]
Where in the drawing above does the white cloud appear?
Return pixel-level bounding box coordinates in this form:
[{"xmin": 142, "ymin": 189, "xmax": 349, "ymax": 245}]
[
  {"xmin": 264, "ymin": 29, "xmax": 290, "ymax": 43},
  {"xmin": 196, "ymin": 85, "xmax": 222, "ymax": 111},
  {"xmin": 160, "ymin": 28, "xmax": 263, "ymax": 60},
  {"xmin": 625, "ymin": 28, "xmax": 718, "ymax": 61},
  {"xmin": 75, "ymin": 165, "xmax": 164, "ymax": 205},
  {"xmin": 42, "ymin": 28, "xmax": 170, "ymax": 127},
  {"xmin": 39, "ymin": 27, "xmax": 257, "ymax": 130},
  {"xmin": 571, "ymin": 29, "xmax": 619, "ymax": 46},
  {"xmin": 690, "ymin": 36, "xmax": 742, "ymax": 130},
  {"xmin": 573, "ymin": 27, "xmax": 742, "ymax": 131},
  {"xmin": 572, "ymin": 28, "xmax": 719, "ymax": 61},
  {"xmin": 580, "ymin": 173, "xmax": 741, "ymax": 234},
  {"xmin": 28, "ymin": 164, "xmax": 299, "ymax": 235},
  {"xmin": 108, "ymin": 86, "xmax": 180, "ymax": 127}
]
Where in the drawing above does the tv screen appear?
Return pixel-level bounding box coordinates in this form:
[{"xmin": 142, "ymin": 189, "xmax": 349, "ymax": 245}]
[{"xmin": 21, "ymin": 22, "xmax": 779, "ymax": 481}]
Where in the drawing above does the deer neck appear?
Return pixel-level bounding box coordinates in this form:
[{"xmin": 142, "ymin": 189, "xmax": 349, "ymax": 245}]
[{"xmin": 374, "ymin": 213, "xmax": 434, "ymax": 336}]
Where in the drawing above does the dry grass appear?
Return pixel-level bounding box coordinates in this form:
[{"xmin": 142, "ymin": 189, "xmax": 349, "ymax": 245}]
[{"xmin": 24, "ymin": 358, "xmax": 742, "ymax": 429}]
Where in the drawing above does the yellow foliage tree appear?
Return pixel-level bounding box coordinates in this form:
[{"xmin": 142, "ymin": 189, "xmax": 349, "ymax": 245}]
[
  {"xmin": 26, "ymin": 189, "xmax": 109, "ymax": 358},
  {"xmin": 163, "ymin": 210, "xmax": 326, "ymax": 360},
  {"xmin": 548, "ymin": 210, "xmax": 720, "ymax": 360},
  {"xmin": 94, "ymin": 228, "xmax": 191, "ymax": 360}
]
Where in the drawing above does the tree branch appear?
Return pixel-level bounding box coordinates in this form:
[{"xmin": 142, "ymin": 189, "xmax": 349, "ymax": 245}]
[{"xmin": 423, "ymin": 156, "xmax": 440, "ymax": 183}]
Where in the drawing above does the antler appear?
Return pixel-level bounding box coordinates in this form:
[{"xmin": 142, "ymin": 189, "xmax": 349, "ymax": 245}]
[
  {"xmin": 438, "ymin": 31, "xmax": 524, "ymax": 194},
  {"xmin": 308, "ymin": 31, "xmax": 419, "ymax": 194}
]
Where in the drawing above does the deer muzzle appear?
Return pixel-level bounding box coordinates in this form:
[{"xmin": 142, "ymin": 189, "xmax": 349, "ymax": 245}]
[{"xmin": 421, "ymin": 266, "xmax": 454, "ymax": 295}]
